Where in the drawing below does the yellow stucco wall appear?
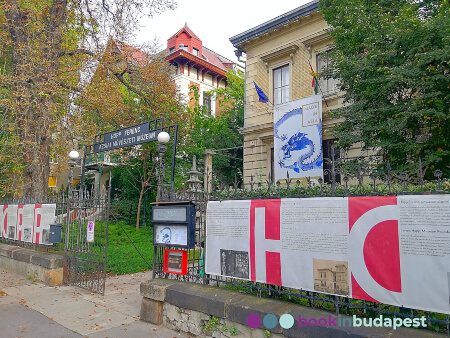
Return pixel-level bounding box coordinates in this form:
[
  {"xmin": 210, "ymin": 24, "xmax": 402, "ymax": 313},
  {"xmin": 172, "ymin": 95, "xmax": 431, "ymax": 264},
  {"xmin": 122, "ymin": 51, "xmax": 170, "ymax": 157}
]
[{"xmin": 238, "ymin": 12, "xmax": 362, "ymax": 183}]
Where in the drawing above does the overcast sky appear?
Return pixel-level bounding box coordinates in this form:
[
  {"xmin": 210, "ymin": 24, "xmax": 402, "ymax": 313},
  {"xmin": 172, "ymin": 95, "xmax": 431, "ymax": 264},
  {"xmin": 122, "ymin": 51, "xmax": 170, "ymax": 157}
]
[{"xmin": 135, "ymin": 0, "xmax": 312, "ymax": 62}]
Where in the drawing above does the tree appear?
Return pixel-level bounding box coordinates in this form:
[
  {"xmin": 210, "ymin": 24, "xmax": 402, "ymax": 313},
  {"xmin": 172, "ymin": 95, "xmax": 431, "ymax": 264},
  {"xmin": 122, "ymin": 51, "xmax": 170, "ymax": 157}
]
[
  {"xmin": 79, "ymin": 39, "xmax": 185, "ymax": 230},
  {"xmin": 182, "ymin": 68, "xmax": 245, "ymax": 185},
  {"xmin": 109, "ymin": 145, "xmax": 157, "ymax": 231},
  {"xmin": 319, "ymin": 0, "xmax": 449, "ymax": 176},
  {"xmin": 0, "ymin": 0, "xmax": 176, "ymax": 200}
]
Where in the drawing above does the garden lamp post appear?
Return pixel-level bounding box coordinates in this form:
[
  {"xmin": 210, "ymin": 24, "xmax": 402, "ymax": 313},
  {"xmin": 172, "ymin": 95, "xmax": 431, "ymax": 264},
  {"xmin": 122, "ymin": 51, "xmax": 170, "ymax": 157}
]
[
  {"xmin": 156, "ymin": 131, "xmax": 170, "ymax": 202},
  {"xmin": 68, "ymin": 150, "xmax": 80, "ymax": 197}
]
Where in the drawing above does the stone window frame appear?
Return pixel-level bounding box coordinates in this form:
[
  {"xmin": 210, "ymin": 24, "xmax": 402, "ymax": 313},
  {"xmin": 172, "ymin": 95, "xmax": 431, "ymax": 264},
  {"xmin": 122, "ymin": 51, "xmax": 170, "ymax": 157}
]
[
  {"xmin": 316, "ymin": 50, "xmax": 339, "ymax": 97},
  {"xmin": 272, "ymin": 64, "xmax": 290, "ymax": 105},
  {"xmin": 260, "ymin": 44, "xmax": 299, "ymax": 105}
]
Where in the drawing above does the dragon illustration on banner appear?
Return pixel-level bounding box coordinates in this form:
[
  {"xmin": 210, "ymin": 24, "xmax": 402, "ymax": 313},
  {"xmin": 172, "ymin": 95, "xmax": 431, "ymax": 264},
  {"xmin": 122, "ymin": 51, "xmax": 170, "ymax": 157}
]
[{"xmin": 274, "ymin": 108, "xmax": 322, "ymax": 173}]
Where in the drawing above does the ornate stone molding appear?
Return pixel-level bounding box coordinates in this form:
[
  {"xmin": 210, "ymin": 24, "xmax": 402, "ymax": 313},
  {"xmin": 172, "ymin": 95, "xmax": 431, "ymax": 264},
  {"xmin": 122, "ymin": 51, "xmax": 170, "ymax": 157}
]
[
  {"xmin": 302, "ymin": 31, "xmax": 330, "ymax": 57},
  {"xmin": 260, "ymin": 45, "xmax": 300, "ymax": 72}
]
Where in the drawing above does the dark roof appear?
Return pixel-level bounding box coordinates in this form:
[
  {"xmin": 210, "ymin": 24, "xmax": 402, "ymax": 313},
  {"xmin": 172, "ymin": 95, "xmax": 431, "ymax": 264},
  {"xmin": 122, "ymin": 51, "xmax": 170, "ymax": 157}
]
[
  {"xmin": 229, "ymin": 0, "xmax": 319, "ymax": 48},
  {"xmin": 202, "ymin": 46, "xmax": 236, "ymax": 67},
  {"xmin": 112, "ymin": 39, "xmax": 150, "ymax": 65}
]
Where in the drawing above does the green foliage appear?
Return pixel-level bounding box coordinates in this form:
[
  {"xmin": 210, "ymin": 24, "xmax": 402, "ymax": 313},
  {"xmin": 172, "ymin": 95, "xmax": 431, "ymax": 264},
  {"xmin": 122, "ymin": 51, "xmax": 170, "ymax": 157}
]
[
  {"xmin": 264, "ymin": 330, "xmax": 272, "ymax": 338},
  {"xmin": 319, "ymin": 0, "xmax": 450, "ymax": 176},
  {"xmin": 109, "ymin": 143, "xmax": 160, "ymax": 228},
  {"xmin": 107, "ymin": 222, "xmax": 153, "ymax": 275},
  {"xmin": 0, "ymin": 0, "xmax": 178, "ymax": 199},
  {"xmin": 181, "ymin": 69, "xmax": 244, "ymax": 186},
  {"xmin": 230, "ymin": 326, "xmax": 240, "ymax": 335},
  {"xmin": 213, "ymin": 179, "xmax": 449, "ymax": 200},
  {"xmin": 110, "ymin": 199, "xmax": 140, "ymax": 225},
  {"xmin": 201, "ymin": 316, "xmax": 228, "ymax": 335}
]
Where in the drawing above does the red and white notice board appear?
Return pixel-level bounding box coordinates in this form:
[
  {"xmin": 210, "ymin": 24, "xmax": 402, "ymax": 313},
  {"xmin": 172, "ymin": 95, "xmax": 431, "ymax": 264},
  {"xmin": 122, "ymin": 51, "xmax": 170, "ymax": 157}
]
[
  {"xmin": 0, "ymin": 204, "xmax": 56, "ymax": 245},
  {"xmin": 205, "ymin": 195, "xmax": 450, "ymax": 314}
]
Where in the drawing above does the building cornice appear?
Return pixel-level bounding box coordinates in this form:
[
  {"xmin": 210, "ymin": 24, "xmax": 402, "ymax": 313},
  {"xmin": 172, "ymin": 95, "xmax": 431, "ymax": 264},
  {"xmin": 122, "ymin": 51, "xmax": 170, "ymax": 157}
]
[
  {"xmin": 229, "ymin": 0, "xmax": 319, "ymax": 49},
  {"xmin": 260, "ymin": 44, "xmax": 300, "ymax": 71},
  {"xmin": 165, "ymin": 50, "xmax": 227, "ymax": 77},
  {"xmin": 241, "ymin": 121, "xmax": 274, "ymax": 135},
  {"xmin": 302, "ymin": 31, "xmax": 330, "ymax": 47}
]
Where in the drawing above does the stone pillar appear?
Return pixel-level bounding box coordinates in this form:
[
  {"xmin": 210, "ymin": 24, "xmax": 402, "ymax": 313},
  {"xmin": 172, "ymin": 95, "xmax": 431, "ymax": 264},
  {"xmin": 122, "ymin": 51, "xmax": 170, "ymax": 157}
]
[
  {"xmin": 204, "ymin": 149, "xmax": 215, "ymax": 194},
  {"xmin": 186, "ymin": 156, "xmax": 203, "ymax": 196}
]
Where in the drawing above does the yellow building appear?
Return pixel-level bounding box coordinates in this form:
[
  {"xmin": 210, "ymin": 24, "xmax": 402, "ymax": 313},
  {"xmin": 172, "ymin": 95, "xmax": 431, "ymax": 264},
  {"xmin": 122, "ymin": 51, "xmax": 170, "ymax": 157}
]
[{"xmin": 230, "ymin": 0, "xmax": 356, "ymax": 184}]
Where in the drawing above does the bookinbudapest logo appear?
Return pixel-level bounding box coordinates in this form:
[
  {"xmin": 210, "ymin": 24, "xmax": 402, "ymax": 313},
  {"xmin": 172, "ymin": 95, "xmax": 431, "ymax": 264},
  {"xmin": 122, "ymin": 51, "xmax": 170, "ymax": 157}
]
[{"xmin": 246, "ymin": 313, "xmax": 428, "ymax": 330}]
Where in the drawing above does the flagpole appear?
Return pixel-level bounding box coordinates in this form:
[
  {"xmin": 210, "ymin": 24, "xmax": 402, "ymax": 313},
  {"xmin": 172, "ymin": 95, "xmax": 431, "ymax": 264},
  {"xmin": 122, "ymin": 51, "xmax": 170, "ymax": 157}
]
[{"xmin": 309, "ymin": 60, "xmax": 329, "ymax": 108}]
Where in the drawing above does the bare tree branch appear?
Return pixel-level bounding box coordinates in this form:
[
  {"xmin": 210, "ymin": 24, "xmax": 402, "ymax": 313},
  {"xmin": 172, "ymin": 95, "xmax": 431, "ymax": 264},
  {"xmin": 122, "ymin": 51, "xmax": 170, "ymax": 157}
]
[
  {"xmin": 58, "ymin": 49, "xmax": 95, "ymax": 58},
  {"xmin": 112, "ymin": 71, "xmax": 153, "ymax": 106}
]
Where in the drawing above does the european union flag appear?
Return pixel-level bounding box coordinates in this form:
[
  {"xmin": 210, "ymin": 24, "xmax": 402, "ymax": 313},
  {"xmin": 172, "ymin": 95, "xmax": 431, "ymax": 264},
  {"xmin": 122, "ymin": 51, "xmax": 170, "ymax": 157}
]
[{"xmin": 253, "ymin": 81, "xmax": 269, "ymax": 103}]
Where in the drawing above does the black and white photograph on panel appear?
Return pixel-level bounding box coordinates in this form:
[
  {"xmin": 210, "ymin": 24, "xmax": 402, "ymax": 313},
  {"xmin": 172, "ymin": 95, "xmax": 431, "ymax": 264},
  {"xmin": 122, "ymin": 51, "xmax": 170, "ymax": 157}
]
[{"xmin": 220, "ymin": 249, "xmax": 249, "ymax": 279}]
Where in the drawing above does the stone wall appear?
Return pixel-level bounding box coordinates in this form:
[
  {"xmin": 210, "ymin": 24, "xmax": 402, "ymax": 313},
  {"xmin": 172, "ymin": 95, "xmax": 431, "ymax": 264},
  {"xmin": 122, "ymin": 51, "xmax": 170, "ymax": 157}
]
[
  {"xmin": 140, "ymin": 278, "xmax": 444, "ymax": 338},
  {"xmin": 0, "ymin": 244, "xmax": 64, "ymax": 286}
]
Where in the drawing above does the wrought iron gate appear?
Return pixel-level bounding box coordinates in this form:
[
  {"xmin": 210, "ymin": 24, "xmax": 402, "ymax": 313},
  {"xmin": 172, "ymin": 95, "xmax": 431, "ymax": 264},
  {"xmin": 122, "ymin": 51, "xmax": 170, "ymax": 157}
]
[{"xmin": 64, "ymin": 191, "xmax": 110, "ymax": 295}]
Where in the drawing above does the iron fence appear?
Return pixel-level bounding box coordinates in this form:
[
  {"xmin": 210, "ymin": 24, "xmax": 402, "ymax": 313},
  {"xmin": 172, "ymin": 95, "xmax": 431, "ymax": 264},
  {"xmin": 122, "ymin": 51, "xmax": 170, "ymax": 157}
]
[
  {"xmin": 63, "ymin": 190, "xmax": 110, "ymax": 295},
  {"xmin": 154, "ymin": 158, "xmax": 450, "ymax": 334},
  {"xmin": 0, "ymin": 190, "xmax": 110, "ymax": 295},
  {"xmin": 0, "ymin": 193, "xmax": 68, "ymax": 253}
]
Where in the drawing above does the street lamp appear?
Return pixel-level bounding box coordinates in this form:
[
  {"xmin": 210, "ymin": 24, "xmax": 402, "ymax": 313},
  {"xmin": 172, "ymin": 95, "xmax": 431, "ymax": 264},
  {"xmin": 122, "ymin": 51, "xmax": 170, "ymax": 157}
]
[
  {"xmin": 69, "ymin": 150, "xmax": 80, "ymax": 162},
  {"xmin": 68, "ymin": 150, "xmax": 79, "ymax": 197},
  {"xmin": 156, "ymin": 131, "xmax": 170, "ymax": 202},
  {"xmin": 157, "ymin": 131, "xmax": 170, "ymax": 145}
]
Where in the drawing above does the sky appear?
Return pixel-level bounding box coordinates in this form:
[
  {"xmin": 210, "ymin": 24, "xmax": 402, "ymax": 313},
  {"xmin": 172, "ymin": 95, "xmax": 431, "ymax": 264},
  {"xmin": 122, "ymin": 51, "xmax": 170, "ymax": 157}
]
[{"xmin": 135, "ymin": 0, "xmax": 313, "ymax": 63}]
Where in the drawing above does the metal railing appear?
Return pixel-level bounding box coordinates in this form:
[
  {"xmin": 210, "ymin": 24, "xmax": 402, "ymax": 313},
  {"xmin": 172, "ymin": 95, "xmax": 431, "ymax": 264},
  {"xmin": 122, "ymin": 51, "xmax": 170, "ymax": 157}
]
[
  {"xmin": 154, "ymin": 157, "xmax": 450, "ymax": 334},
  {"xmin": 0, "ymin": 193, "xmax": 68, "ymax": 253}
]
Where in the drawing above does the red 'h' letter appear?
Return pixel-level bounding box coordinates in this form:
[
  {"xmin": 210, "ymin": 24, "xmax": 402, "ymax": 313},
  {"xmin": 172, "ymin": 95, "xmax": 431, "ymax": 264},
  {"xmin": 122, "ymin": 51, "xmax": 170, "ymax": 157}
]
[{"xmin": 250, "ymin": 199, "xmax": 282, "ymax": 285}]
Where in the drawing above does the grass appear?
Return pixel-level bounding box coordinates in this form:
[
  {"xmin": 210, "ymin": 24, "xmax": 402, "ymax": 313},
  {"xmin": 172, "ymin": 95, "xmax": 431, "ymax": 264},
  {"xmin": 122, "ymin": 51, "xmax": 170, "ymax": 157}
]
[{"xmin": 107, "ymin": 222, "xmax": 154, "ymax": 275}]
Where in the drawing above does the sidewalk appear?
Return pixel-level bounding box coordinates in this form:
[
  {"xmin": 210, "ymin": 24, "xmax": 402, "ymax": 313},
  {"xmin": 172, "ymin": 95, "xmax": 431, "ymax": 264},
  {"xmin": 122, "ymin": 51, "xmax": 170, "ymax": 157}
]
[{"xmin": 0, "ymin": 269, "xmax": 190, "ymax": 338}]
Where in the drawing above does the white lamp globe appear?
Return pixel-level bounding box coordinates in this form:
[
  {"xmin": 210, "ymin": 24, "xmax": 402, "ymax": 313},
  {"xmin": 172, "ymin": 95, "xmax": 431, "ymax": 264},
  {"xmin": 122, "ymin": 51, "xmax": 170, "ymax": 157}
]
[
  {"xmin": 158, "ymin": 131, "xmax": 170, "ymax": 144},
  {"xmin": 69, "ymin": 150, "xmax": 80, "ymax": 161}
]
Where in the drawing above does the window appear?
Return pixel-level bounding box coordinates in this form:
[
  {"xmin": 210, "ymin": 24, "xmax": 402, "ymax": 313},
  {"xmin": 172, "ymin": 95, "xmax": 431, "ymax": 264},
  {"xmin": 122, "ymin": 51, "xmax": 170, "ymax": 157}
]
[
  {"xmin": 317, "ymin": 53, "xmax": 339, "ymax": 94},
  {"xmin": 48, "ymin": 176, "xmax": 56, "ymax": 187},
  {"xmin": 203, "ymin": 93, "xmax": 212, "ymax": 115},
  {"xmin": 193, "ymin": 48, "xmax": 199, "ymax": 56},
  {"xmin": 169, "ymin": 47, "xmax": 175, "ymax": 53},
  {"xmin": 273, "ymin": 65, "xmax": 289, "ymax": 105},
  {"xmin": 179, "ymin": 44, "xmax": 188, "ymax": 51}
]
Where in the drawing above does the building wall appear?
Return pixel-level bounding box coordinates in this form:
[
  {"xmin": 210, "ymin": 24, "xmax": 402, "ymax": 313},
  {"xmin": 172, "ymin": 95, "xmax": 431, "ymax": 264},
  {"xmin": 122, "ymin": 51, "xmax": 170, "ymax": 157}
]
[
  {"xmin": 240, "ymin": 12, "xmax": 363, "ymax": 183},
  {"xmin": 173, "ymin": 66, "xmax": 227, "ymax": 117},
  {"xmin": 167, "ymin": 31, "xmax": 202, "ymax": 55},
  {"xmin": 49, "ymin": 164, "xmax": 81, "ymax": 192}
]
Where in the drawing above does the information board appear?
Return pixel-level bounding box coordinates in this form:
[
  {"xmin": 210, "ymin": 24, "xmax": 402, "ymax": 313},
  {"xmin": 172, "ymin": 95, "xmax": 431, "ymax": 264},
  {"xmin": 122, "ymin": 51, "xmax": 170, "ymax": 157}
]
[
  {"xmin": 154, "ymin": 225, "xmax": 188, "ymax": 246},
  {"xmin": 0, "ymin": 204, "xmax": 56, "ymax": 245},
  {"xmin": 152, "ymin": 204, "xmax": 195, "ymax": 248},
  {"xmin": 163, "ymin": 250, "xmax": 188, "ymax": 275},
  {"xmin": 153, "ymin": 208, "xmax": 187, "ymax": 222},
  {"xmin": 206, "ymin": 195, "xmax": 450, "ymax": 315}
]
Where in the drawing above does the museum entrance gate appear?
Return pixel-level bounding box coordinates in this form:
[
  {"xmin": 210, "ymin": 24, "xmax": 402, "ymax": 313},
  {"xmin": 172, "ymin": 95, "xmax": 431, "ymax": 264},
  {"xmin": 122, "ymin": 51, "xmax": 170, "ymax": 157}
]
[{"xmin": 63, "ymin": 190, "xmax": 110, "ymax": 295}]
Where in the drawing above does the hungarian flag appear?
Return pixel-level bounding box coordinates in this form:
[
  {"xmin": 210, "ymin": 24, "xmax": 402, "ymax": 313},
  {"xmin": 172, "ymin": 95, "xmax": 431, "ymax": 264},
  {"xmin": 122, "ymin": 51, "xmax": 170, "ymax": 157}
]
[{"xmin": 309, "ymin": 61, "xmax": 318, "ymax": 95}]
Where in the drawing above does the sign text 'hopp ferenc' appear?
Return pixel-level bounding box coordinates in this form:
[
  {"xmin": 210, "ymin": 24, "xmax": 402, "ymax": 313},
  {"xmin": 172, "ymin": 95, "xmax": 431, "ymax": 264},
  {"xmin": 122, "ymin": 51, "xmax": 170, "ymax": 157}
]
[{"xmin": 93, "ymin": 121, "xmax": 161, "ymax": 153}]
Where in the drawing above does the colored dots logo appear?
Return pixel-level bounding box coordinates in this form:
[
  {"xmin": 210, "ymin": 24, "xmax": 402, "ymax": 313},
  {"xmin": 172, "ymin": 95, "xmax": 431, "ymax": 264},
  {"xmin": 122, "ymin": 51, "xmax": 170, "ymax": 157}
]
[
  {"xmin": 246, "ymin": 313, "xmax": 261, "ymax": 329},
  {"xmin": 247, "ymin": 313, "xmax": 295, "ymax": 330},
  {"xmin": 263, "ymin": 314, "xmax": 278, "ymax": 329},
  {"xmin": 279, "ymin": 314, "xmax": 294, "ymax": 329}
]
